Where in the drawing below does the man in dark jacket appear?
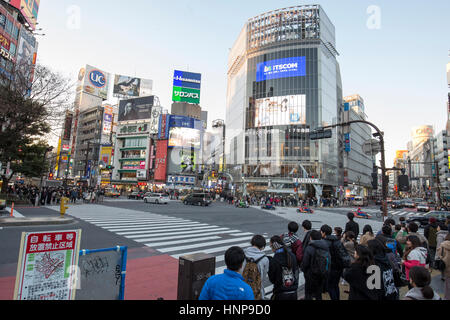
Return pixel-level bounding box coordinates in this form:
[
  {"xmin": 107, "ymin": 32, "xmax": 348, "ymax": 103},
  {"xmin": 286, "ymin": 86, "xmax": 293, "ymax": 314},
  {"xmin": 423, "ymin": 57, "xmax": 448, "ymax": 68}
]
[
  {"xmin": 345, "ymin": 212, "xmax": 360, "ymax": 237},
  {"xmin": 302, "ymin": 220, "xmax": 312, "ymax": 250},
  {"xmin": 301, "ymin": 230, "xmax": 329, "ymax": 300},
  {"xmin": 424, "ymin": 217, "xmax": 438, "ymax": 267},
  {"xmin": 281, "ymin": 222, "xmax": 304, "ymax": 269},
  {"xmin": 321, "ymin": 224, "xmax": 351, "ymax": 300}
]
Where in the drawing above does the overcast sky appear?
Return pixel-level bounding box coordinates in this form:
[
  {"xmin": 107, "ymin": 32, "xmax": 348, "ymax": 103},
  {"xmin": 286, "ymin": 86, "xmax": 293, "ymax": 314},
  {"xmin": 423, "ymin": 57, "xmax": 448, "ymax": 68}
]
[{"xmin": 35, "ymin": 0, "xmax": 450, "ymax": 166}]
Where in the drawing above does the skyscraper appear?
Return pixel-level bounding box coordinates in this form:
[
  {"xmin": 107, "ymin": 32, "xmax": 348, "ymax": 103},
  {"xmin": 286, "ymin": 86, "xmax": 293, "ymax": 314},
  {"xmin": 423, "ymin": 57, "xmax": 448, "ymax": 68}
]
[{"xmin": 225, "ymin": 5, "xmax": 342, "ymax": 200}]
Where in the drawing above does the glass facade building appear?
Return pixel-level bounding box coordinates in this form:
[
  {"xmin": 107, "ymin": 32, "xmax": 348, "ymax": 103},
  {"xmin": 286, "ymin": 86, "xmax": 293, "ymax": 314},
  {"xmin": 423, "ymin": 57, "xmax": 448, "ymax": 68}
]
[{"xmin": 226, "ymin": 5, "xmax": 343, "ymax": 198}]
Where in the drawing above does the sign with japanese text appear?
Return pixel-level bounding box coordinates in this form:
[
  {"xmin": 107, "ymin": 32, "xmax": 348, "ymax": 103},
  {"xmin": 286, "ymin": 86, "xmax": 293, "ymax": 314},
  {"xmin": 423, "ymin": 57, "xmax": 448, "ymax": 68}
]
[{"xmin": 14, "ymin": 230, "xmax": 82, "ymax": 300}]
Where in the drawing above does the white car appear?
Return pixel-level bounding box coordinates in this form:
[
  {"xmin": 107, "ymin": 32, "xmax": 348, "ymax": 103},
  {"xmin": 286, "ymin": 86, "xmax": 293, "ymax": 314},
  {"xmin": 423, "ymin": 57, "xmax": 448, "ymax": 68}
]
[
  {"xmin": 416, "ymin": 203, "xmax": 430, "ymax": 212},
  {"xmin": 143, "ymin": 193, "xmax": 170, "ymax": 204}
]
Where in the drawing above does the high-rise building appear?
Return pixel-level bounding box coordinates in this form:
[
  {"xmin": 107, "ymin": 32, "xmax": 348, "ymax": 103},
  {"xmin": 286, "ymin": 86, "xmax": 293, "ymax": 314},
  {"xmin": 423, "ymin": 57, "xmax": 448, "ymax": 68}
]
[
  {"xmin": 342, "ymin": 95, "xmax": 374, "ymax": 198},
  {"xmin": 226, "ymin": 5, "xmax": 342, "ymax": 200}
]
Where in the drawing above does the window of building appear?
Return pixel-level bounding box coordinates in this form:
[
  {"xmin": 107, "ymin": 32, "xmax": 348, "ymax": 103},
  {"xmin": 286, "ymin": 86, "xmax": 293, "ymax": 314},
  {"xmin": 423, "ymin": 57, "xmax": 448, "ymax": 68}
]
[{"xmin": 0, "ymin": 14, "xmax": 5, "ymax": 29}]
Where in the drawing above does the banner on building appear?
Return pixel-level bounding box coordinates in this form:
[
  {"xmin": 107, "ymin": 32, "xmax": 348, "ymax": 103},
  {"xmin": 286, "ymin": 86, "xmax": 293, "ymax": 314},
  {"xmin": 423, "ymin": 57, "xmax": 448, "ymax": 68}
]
[
  {"xmin": 78, "ymin": 65, "xmax": 110, "ymax": 100},
  {"xmin": 113, "ymin": 75, "xmax": 153, "ymax": 97},
  {"xmin": 154, "ymin": 140, "xmax": 168, "ymax": 181}
]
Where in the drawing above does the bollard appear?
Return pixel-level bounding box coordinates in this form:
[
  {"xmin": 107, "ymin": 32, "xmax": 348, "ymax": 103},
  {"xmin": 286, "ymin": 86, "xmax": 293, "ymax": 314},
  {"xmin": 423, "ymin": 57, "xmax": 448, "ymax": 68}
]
[
  {"xmin": 177, "ymin": 253, "xmax": 215, "ymax": 300},
  {"xmin": 10, "ymin": 202, "xmax": 14, "ymax": 217},
  {"xmin": 60, "ymin": 197, "xmax": 69, "ymax": 217}
]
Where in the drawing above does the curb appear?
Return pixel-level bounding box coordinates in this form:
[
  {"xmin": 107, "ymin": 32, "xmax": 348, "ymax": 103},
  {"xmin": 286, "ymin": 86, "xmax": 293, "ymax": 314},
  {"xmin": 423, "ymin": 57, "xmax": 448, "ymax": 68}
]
[{"xmin": 0, "ymin": 217, "xmax": 75, "ymax": 227}]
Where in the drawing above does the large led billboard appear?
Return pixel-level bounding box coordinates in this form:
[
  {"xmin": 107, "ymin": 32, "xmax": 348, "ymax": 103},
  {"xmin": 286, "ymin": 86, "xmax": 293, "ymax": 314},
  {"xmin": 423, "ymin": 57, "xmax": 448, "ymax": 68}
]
[
  {"xmin": 256, "ymin": 57, "xmax": 306, "ymax": 82},
  {"xmin": 118, "ymin": 96, "xmax": 154, "ymax": 122},
  {"xmin": 168, "ymin": 148, "xmax": 198, "ymax": 174},
  {"xmin": 113, "ymin": 75, "xmax": 153, "ymax": 97},
  {"xmin": 254, "ymin": 95, "xmax": 306, "ymax": 127},
  {"xmin": 168, "ymin": 115, "xmax": 202, "ymax": 149}
]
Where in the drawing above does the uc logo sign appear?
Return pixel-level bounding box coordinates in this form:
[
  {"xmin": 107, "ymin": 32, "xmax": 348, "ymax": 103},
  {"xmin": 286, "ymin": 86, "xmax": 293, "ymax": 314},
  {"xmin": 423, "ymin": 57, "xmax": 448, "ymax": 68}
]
[{"xmin": 89, "ymin": 70, "xmax": 106, "ymax": 88}]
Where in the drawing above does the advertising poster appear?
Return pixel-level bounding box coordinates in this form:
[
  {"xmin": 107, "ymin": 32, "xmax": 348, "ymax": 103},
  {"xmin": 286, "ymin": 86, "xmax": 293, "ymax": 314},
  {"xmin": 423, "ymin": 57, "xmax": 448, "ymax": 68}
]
[
  {"xmin": 254, "ymin": 94, "xmax": 306, "ymax": 127},
  {"xmin": 14, "ymin": 230, "xmax": 82, "ymax": 300},
  {"xmin": 172, "ymin": 86, "xmax": 201, "ymax": 104},
  {"xmin": 99, "ymin": 145, "xmax": 112, "ymax": 166},
  {"xmin": 154, "ymin": 140, "xmax": 168, "ymax": 181},
  {"xmin": 80, "ymin": 65, "xmax": 110, "ymax": 100},
  {"xmin": 168, "ymin": 148, "xmax": 197, "ymax": 174},
  {"xmin": 16, "ymin": 28, "xmax": 38, "ymax": 72},
  {"xmin": 63, "ymin": 113, "xmax": 73, "ymax": 141},
  {"xmin": 149, "ymin": 106, "xmax": 162, "ymax": 134},
  {"xmin": 118, "ymin": 96, "xmax": 154, "ymax": 122},
  {"xmin": 113, "ymin": 75, "xmax": 140, "ymax": 97},
  {"xmin": 102, "ymin": 105, "xmax": 113, "ymax": 135},
  {"xmin": 158, "ymin": 114, "xmax": 169, "ymax": 139},
  {"xmin": 172, "ymin": 70, "xmax": 201, "ymax": 104},
  {"xmin": 256, "ymin": 56, "xmax": 306, "ymax": 82}
]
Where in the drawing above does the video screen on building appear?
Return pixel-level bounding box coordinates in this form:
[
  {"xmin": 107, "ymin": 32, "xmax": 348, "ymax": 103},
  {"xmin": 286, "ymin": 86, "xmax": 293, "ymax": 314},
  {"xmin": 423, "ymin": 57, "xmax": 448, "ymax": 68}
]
[
  {"xmin": 256, "ymin": 57, "xmax": 306, "ymax": 82},
  {"xmin": 168, "ymin": 127, "xmax": 201, "ymax": 149},
  {"xmin": 254, "ymin": 95, "xmax": 306, "ymax": 127},
  {"xmin": 118, "ymin": 96, "xmax": 154, "ymax": 122}
]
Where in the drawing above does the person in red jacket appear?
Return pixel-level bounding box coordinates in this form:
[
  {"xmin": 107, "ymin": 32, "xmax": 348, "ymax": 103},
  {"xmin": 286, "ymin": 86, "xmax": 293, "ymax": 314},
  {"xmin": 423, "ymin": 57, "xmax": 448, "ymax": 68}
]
[{"xmin": 281, "ymin": 222, "xmax": 304, "ymax": 271}]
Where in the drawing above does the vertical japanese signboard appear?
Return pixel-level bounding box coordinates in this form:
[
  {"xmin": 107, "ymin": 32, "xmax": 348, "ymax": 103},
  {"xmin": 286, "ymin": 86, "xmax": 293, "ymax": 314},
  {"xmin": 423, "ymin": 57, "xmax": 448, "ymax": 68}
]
[{"xmin": 14, "ymin": 230, "xmax": 82, "ymax": 300}]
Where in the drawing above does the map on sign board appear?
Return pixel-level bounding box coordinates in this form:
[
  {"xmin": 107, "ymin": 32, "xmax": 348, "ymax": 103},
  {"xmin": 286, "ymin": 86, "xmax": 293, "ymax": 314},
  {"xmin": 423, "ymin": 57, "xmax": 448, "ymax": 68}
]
[{"xmin": 13, "ymin": 230, "xmax": 82, "ymax": 300}]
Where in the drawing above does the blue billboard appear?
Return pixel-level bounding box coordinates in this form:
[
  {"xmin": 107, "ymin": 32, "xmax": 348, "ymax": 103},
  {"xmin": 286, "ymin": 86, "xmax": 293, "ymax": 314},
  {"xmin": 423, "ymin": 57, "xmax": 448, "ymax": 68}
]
[
  {"xmin": 256, "ymin": 57, "xmax": 306, "ymax": 82},
  {"xmin": 168, "ymin": 115, "xmax": 203, "ymax": 130},
  {"xmin": 173, "ymin": 70, "xmax": 202, "ymax": 90}
]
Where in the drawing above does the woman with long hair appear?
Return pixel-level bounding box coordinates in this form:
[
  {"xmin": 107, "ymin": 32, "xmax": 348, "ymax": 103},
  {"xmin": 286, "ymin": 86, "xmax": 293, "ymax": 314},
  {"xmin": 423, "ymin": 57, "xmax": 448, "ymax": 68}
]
[
  {"xmin": 403, "ymin": 266, "xmax": 441, "ymax": 300},
  {"xmin": 267, "ymin": 235, "xmax": 298, "ymax": 300},
  {"xmin": 402, "ymin": 235, "xmax": 428, "ymax": 286},
  {"xmin": 342, "ymin": 231, "xmax": 358, "ymax": 263},
  {"xmin": 343, "ymin": 245, "xmax": 379, "ymax": 300},
  {"xmin": 359, "ymin": 225, "xmax": 375, "ymax": 246}
]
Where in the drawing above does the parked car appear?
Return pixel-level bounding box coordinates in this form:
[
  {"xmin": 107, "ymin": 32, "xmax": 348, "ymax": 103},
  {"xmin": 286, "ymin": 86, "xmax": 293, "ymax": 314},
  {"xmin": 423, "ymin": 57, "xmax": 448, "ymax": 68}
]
[
  {"xmin": 143, "ymin": 193, "xmax": 170, "ymax": 204},
  {"xmin": 406, "ymin": 211, "xmax": 450, "ymax": 228},
  {"xmin": 416, "ymin": 202, "xmax": 430, "ymax": 212},
  {"xmin": 183, "ymin": 193, "xmax": 212, "ymax": 206}
]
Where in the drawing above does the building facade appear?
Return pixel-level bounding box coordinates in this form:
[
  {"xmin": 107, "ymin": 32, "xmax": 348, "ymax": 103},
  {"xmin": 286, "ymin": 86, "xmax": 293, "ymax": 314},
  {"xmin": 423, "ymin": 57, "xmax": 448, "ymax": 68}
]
[
  {"xmin": 342, "ymin": 95, "xmax": 374, "ymax": 198},
  {"xmin": 226, "ymin": 5, "xmax": 342, "ymax": 200}
]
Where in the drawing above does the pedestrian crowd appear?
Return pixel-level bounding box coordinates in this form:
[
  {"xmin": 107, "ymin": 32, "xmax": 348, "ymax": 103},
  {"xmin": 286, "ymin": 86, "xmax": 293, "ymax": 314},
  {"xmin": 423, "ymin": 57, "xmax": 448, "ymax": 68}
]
[
  {"xmin": 200, "ymin": 215, "xmax": 450, "ymax": 301},
  {"xmin": 223, "ymin": 193, "xmax": 343, "ymax": 208},
  {"xmin": 5, "ymin": 183, "xmax": 105, "ymax": 206}
]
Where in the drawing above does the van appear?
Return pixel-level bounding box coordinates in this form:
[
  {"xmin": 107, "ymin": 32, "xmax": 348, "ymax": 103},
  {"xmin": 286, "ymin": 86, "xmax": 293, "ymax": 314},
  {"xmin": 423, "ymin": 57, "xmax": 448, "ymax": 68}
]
[
  {"xmin": 183, "ymin": 193, "xmax": 212, "ymax": 206},
  {"xmin": 353, "ymin": 196, "xmax": 365, "ymax": 206}
]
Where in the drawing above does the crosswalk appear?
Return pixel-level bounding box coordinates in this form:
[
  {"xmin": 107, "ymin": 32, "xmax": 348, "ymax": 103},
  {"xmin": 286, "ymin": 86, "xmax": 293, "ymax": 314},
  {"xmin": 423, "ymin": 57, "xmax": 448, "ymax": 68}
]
[
  {"xmin": 62, "ymin": 206, "xmax": 277, "ymax": 298},
  {"xmin": 326, "ymin": 207, "xmax": 430, "ymax": 218}
]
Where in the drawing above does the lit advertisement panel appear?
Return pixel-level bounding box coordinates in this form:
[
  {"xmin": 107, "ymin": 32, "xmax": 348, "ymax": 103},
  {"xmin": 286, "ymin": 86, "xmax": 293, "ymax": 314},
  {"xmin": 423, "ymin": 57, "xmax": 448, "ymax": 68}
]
[
  {"xmin": 168, "ymin": 127, "xmax": 201, "ymax": 149},
  {"xmin": 254, "ymin": 95, "xmax": 306, "ymax": 127},
  {"xmin": 168, "ymin": 148, "xmax": 197, "ymax": 174},
  {"xmin": 118, "ymin": 96, "xmax": 154, "ymax": 122},
  {"xmin": 80, "ymin": 65, "xmax": 110, "ymax": 100},
  {"xmin": 8, "ymin": 0, "xmax": 40, "ymax": 31},
  {"xmin": 172, "ymin": 86, "xmax": 200, "ymax": 104},
  {"xmin": 256, "ymin": 57, "xmax": 306, "ymax": 82}
]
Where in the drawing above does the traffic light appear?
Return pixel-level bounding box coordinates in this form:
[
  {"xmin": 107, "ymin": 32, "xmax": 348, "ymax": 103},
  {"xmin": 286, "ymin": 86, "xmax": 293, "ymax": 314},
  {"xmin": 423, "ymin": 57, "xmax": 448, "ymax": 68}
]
[
  {"xmin": 398, "ymin": 175, "xmax": 410, "ymax": 192},
  {"xmin": 60, "ymin": 197, "xmax": 69, "ymax": 216},
  {"xmin": 106, "ymin": 165, "xmax": 114, "ymax": 170},
  {"xmin": 48, "ymin": 173, "xmax": 54, "ymax": 180},
  {"xmin": 371, "ymin": 172, "xmax": 378, "ymax": 189}
]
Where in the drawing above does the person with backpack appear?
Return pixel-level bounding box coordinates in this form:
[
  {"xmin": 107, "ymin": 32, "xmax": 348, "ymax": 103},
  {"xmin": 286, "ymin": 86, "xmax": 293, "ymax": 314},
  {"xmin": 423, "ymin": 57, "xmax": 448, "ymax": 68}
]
[
  {"xmin": 301, "ymin": 220, "xmax": 312, "ymax": 250},
  {"xmin": 436, "ymin": 233, "xmax": 450, "ymax": 300},
  {"xmin": 345, "ymin": 212, "xmax": 360, "ymax": 238},
  {"xmin": 267, "ymin": 235, "xmax": 298, "ymax": 300},
  {"xmin": 199, "ymin": 246, "xmax": 254, "ymax": 300},
  {"xmin": 367, "ymin": 239, "xmax": 400, "ymax": 300},
  {"xmin": 403, "ymin": 266, "xmax": 441, "ymax": 300},
  {"xmin": 281, "ymin": 221, "xmax": 304, "ymax": 269},
  {"xmin": 402, "ymin": 235, "xmax": 428, "ymax": 287},
  {"xmin": 242, "ymin": 235, "xmax": 270, "ymax": 300},
  {"xmin": 424, "ymin": 217, "xmax": 439, "ymax": 268},
  {"xmin": 301, "ymin": 230, "xmax": 330, "ymax": 300},
  {"xmin": 376, "ymin": 225, "xmax": 404, "ymax": 258},
  {"xmin": 321, "ymin": 224, "xmax": 351, "ymax": 300},
  {"xmin": 343, "ymin": 245, "xmax": 379, "ymax": 300}
]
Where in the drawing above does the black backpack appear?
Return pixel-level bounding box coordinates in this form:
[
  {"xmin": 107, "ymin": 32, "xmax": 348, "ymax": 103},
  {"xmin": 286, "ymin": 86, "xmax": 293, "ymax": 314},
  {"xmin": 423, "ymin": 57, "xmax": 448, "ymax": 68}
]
[{"xmin": 311, "ymin": 247, "xmax": 330, "ymax": 277}]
